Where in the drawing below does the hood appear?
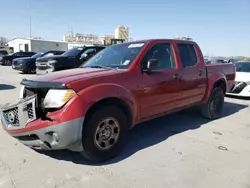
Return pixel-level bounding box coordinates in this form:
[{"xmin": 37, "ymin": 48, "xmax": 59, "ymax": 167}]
[
  {"xmin": 13, "ymin": 57, "xmax": 36, "ymax": 62},
  {"xmin": 235, "ymin": 72, "xmax": 250, "ymax": 82},
  {"xmin": 29, "ymin": 68, "xmax": 123, "ymax": 85},
  {"xmin": 3, "ymin": 54, "xmax": 13, "ymax": 58},
  {"xmin": 36, "ymin": 55, "xmax": 69, "ymax": 62}
]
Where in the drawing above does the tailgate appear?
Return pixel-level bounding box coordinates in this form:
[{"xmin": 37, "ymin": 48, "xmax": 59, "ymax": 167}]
[{"xmin": 206, "ymin": 63, "xmax": 235, "ymax": 92}]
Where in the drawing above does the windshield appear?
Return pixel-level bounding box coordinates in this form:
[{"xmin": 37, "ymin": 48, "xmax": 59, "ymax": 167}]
[
  {"xmin": 42, "ymin": 52, "xmax": 55, "ymax": 57},
  {"xmin": 31, "ymin": 52, "xmax": 44, "ymax": 58},
  {"xmin": 235, "ymin": 62, "xmax": 250, "ymax": 72},
  {"xmin": 62, "ymin": 47, "xmax": 83, "ymax": 56},
  {"xmin": 83, "ymin": 42, "xmax": 145, "ymax": 69}
]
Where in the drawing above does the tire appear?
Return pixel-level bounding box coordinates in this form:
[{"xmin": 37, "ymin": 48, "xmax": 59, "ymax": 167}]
[
  {"xmin": 201, "ymin": 87, "xmax": 224, "ymax": 120},
  {"xmin": 27, "ymin": 64, "xmax": 36, "ymax": 74},
  {"xmin": 6, "ymin": 60, "xmax": 12, "ymax": 66},
  {"xmin": 81, "ymin": 106, "xmax": 129, "ymax": 162}
]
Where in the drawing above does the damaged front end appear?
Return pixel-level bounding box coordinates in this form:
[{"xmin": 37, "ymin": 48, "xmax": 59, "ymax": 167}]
[{"xmin": 0, "ymin": 79, "xmax": 84, "ymax": 151}]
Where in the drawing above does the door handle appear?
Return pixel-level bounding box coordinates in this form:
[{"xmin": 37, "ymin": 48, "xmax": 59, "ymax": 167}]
[
  {"xmin": 198, "ymin": 71, "xmax": 204, "ymax": 76},
  {"xmin": 173, "ymin": 74, "xmax": 181, "ymax": 80}
]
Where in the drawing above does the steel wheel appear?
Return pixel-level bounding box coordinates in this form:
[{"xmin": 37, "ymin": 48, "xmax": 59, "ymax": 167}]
[
  {"xmin": 94, "ymin": 117, "xmax": 120, "ymax": 150},
  {"xmin": 81, "ymin": 106, "xmax": 129, "ymax": 162}
]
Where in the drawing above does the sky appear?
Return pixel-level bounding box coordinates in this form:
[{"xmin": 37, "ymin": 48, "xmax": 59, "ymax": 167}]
[{"xmin": 0, "ymin": 0, "xmax": 249, "ymax": 57}]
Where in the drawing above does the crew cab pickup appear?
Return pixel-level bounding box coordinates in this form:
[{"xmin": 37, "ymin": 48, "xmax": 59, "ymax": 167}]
[
  {"xmin": 0, "ymin": 39, "xmax": 235, "ymax": 162},
  {"xmin": 35, "ymin": 45, "xmax": 105, "ymax": 75}
]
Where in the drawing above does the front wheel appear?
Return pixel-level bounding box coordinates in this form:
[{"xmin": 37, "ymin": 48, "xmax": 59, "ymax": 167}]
[
  {"xmin": 200, "ymin": 87, "xmax": 225, "ymax": 120},
  {"xmin": 81, "ymin": 106, "xmax": 129, "ymax": 162},
  {"xmin": 27, "ymin": 64, "xmax": 36, "ymax": 74},
  {"xmin": 6, "ymin": 60, "xmax": 12, "ymax": 66}
]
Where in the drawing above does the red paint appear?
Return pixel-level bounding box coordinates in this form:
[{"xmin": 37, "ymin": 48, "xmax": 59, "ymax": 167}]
[{"xmin": 4, "ymin": 39, "xmax": 235, "ymax": 135}]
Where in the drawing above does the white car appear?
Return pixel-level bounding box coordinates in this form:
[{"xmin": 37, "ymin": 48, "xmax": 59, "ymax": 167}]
[{"xmin": 227, "ymin": 61, "xmax": 250, "ymax": 97}]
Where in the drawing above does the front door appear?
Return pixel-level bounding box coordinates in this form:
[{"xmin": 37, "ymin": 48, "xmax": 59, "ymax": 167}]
[{"xmin": 136, "ymin": 42, "xmax": 183, "ymax": 119}]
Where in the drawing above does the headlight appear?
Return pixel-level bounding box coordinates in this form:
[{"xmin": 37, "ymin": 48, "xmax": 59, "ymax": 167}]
[
  {"xmin": 48, "ymin": 60, "xmax": 57, "ymax": 65},
  {"xmin": 20, "ymin": 85, "xmax": 25, "ymax": 99},
  {"xmin": 44, "ymin": 89, "xmax": 76, "ymax": 108}
]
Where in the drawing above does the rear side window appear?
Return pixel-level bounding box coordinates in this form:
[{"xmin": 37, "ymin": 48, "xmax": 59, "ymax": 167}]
[
  {"xmin": 24, "ymin": 52, "xmax": 35, "ymax": 56},
  {"xmin": 177, "ymin": 44, "xmax": 197, "ymax": 67}
]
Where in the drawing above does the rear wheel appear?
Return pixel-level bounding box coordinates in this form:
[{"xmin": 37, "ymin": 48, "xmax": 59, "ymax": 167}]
[
  {"xmin": 81, "ymin": 106, "xmax": 129, "ymax": 162},
  {"xmin": 201, "ymin": 87, "xmax": 224, "ymax": 120},
  {"xmin": 27, "ymin": 64, "xmax": 36, "ymax": 74}
]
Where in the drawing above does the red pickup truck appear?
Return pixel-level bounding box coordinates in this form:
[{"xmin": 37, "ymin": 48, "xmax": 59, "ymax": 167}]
[{"xmin": 0, "ymin": 39, "xmax": 235, "ymax": 162}]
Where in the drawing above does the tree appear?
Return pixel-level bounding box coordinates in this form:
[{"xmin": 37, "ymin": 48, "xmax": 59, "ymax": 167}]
[{"xmin": 0, "ymin": 37, "xmax": 8, "ymax": 46}]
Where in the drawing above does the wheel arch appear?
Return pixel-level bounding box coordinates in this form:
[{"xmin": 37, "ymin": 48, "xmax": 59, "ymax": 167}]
[
  {"xmin": 202, "ymin": 73, "xmax": 227, "ymax": 103},
  {"xmin": 84, "ymin": 97, "xmax": 133, "ymax": 129}
]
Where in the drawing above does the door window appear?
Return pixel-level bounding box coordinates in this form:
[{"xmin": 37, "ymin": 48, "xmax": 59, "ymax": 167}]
[
  {"xmin": 81, "ymin": 48, "xmax": 96, "ymax": 57},
  {"xmin": 14, "ymin": 52, "xmax": 22, "ymax": 57},
  {"xmin": 142, "ymin": 43, "xmax": 175, "ymax": 71},
  {"xmin": 177, "ymin": 44, "xmax": 197, "ymax": 67}
]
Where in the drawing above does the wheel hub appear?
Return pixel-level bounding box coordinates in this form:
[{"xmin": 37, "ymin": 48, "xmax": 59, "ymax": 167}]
[
  {"xmin": 100, "ymin": 126, "xmax": 112, "ymax": 140},
  {"xmin": 94, "ymin": 117, "xmax": 120, "ymax": 150}
]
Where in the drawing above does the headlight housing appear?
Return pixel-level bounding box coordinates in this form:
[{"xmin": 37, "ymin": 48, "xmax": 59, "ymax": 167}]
[
  {"xmin": 20, "ymin": 85, "xmax": 25, "ymax": 99},
  {"xmin": 43, "ymin": 89, "xmax": 76, "ymax": 108},
  {"xmin": 48, "ymin": 60, "xmax": 57, "ymax": 65}
]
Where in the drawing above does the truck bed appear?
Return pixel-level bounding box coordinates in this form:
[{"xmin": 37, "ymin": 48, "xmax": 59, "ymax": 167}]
[{"xmin": 206, "ymin": 63, "xmax": 235, "ymax": 92}]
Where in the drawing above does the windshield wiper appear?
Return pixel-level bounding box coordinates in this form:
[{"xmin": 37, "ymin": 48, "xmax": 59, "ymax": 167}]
[{"xmin": 84, "ymin": 65, "xmax": 116, "ymax": 70}]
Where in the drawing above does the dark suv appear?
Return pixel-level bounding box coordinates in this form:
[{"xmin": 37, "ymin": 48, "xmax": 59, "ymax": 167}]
[
  {"xmin": 12, "ymin": 50, "xmax": 65, "ymax": 74},
  {"xmin": 0, "ymin": 51, "xmax": 36, "ymax": 66},
  {"xmin": 0, "ymin": 50, "xmax": 8, "ymax": 57},
  {"xmin": 36, "ymin": 45, "xmax": 105, "ymax": 75}
]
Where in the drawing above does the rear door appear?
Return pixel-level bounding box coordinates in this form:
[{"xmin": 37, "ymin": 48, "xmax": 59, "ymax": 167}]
[
  {"xmin": 175, "ymin": 42, "xmax": 207, "ymax": 106},
  {"xmin": 137, "ymin": 41, "xmax": 184, "ymax": 119}
]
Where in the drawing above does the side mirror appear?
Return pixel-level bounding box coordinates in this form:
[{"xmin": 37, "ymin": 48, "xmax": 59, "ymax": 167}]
[
  {"xmin": 143, "ymin": 59, "xmax": 159, "ymax": 73},
  {"xmin": 81, "ymin": 53, "xmax": 88, "ymax": 58}
]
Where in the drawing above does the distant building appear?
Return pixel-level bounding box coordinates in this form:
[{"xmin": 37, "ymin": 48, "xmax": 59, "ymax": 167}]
[
  {"xmin": 63, "ymin": 33, "xmax": 102, "ymax": 44},
  {"xmin": 7, "ymin": 38, "xmax": 88, "ymax": 53},
  {"xmin": 115, "ymin": 25, "xmax": 129, "ymax": 41}
]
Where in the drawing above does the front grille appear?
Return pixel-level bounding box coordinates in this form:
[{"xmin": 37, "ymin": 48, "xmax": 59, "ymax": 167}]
[
  {"xmin": 230, "ymin": 82, "xmax": 247, "ymax": 94},
  {"xmin": 37, "ymin": 65, "xmax": 48, "ymax": 70},
  {"xmin": 3, "ymin": 107, "xmax": 19, "ymax": 126},
  {"xmin": 23, "ymin": 87, "xmax": 49, "ymax": 111},
  {"xmin": 27, "ymin": 103, "xmax": 34, "ymax": 119},
  {"xmin": 0, "ymin": 95, "xmax": 37, "ymax": 130}
]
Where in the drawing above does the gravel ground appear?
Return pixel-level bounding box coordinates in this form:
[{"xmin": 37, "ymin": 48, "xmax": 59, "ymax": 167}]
[{"xmin": 0, "ymin": 66, "xmax": 250, "ymax": 188}]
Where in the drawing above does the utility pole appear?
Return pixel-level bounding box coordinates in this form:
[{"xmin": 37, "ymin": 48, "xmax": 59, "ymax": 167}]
[{"xmin": 29, "ymin": 4, "xmax": 32, "ymax": 38}]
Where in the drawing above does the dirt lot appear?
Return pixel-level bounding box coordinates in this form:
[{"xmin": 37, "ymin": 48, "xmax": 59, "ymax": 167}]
[{"xmin": 0, "ymin": 66, "xmax": 250, "ymax": 188}]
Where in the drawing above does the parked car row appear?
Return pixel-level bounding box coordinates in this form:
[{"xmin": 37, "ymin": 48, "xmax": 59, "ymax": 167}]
[
  {"xmin": 0, "ymin": 45, "xmax": 106, "ymax": 75},
  {"xmin": 0, "ymin": 51, "xmax": 36, "ymax": 65},
  {"xmin": 205, "ymin": 58, "xmax": 237, "ymax": 64},
  {"xmin": 36, "ymin": 45, "xmax": 105, "ymax": 75},
  {"xmin": 12, "ymin": 50, "xmax": 65, "ymax": 74}
]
